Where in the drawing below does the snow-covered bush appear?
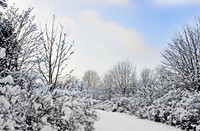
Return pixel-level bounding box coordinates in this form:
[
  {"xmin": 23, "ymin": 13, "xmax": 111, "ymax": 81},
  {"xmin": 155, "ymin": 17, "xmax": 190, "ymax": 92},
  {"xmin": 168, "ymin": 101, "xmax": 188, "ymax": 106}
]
[
  {"xmin": 90, "ymin": 86, "xmax": 117, "ymax": 101},
  {"xmin": 62, "ymin": 79, "xmax": 90, "ymax": 98},
  {"xmin": 144, "ymin": 89, "xmax": 200, "ymax": 130},
  {"xmin": 113, "ymin": 97, "xmax": 134, "ymax": 114},
  {"xmin": 0, "ymin": 73, "xmax": 97, "ymax": 131},
  {"xmin": 94, "ymin": 99, "xmax": 116, "ymax": 111},
  {"xmin": 93, "ymin": 97, "xmax": 135, "ymax": 115}
]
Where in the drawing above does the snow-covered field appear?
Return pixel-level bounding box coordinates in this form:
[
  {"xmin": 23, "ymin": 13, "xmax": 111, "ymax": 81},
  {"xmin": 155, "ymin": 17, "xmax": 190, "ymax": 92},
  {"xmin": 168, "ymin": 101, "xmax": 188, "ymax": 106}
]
[{"xmin": 94, "ymin": 110, "xmax": 183, "ymax": 131}]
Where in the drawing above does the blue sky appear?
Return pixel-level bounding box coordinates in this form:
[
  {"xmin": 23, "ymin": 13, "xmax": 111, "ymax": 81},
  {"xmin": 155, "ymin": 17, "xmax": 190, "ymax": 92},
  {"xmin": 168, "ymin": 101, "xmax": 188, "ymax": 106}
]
[{"xmin": 9, "ymin": 0, "xmax": 200, "ymax": 78}]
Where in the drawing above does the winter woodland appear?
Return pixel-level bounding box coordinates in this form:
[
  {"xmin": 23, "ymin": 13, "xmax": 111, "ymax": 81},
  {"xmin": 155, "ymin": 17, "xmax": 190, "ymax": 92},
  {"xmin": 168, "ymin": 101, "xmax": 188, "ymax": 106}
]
[{"xmin": 0, "ymin": 0, "xmax": 200, "ymax": 131}]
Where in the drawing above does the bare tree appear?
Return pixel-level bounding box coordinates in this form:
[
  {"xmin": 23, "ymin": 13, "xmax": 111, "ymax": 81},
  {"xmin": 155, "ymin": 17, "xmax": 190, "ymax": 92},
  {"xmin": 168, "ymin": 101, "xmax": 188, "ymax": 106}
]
[
  {"xmin": 37, "ymin": 15, "xmax": 74, "ymax": 91},
  {"xmin": 162, "ymin": 19, "xmax": 200, "ymax": 91},
  {"xmin": 140, "ymin": 68, "xmax": 157, "ymax": 88},
  {"xmin": 103, "ymin": 60, "xmax": 137, "ymax": 96},
  {"xmin": 137, "ymin": 68, "xmax": 160, "ymax": 104},
  {"xmin": 82, "ymin": 70, "xmax": 100, "ymax": 89}
]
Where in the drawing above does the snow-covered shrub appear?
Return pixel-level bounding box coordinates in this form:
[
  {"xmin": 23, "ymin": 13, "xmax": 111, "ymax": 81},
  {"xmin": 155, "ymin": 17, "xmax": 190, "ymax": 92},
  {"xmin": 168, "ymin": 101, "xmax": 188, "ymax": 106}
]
[
  {"xmin": 172, "ymin": 91, "xmax": 200, "ymax": 130},
  {"xmin": 0, "ymin": 74, "xmax": 41, "ymax": 130},
  {"xmin": 94, "ymin": 99, "xmax": 116, "ymax": 111},
  {"xmin": 0, "ymin": 73, "xmax": 97, "ymax": 131},
  {"xmin": 145, "ymin": 89, "xmax": 184, "ymax": 123},
  {"xmin": 114, "ymin": 97, "xmax": 134, "ymax": 114},
  {"xmin": 128, "ymin": 82, "xmax": 169, "ymax": 119},
  {"xmin": 52, "ymin": 82, "xmax": 97, "ymax": 131},
  {"xmin": 62, "ymin": 79, "xmax": 90, "ymax": 98},
  {"xmin": 93, "ymin": 97, "xmax": 135, "ymax": 115},
  {"xmin": 144, "ymin": 89, "xmax": 200, "ymax": 130},
  {"xmin": 130, "ymin": 97, "xmax": 149, "ymax": 118},
  {"xmin": 90, "ymin": 86, "xmax": 118, "ymax": 101}
]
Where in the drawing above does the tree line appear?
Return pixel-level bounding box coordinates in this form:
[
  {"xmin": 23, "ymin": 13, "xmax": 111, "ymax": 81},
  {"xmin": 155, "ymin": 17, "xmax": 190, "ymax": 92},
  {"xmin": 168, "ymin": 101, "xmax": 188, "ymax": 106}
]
[{"xmin": 82, "ymin": 19, "xmax": 200, "ymax": 95}]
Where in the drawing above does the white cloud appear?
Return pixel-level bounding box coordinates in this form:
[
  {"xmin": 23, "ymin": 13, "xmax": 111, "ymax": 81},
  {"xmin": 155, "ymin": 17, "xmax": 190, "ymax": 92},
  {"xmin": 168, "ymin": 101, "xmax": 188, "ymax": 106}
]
[
  {"xmin": 80, "ymin": 9, "xmax": 147, "ymax": 53},
  {"xmin": 75, "ymin": 9, "xmax": 161, "ymax": 77},
  {"xmin": 6, "ymin": 0, "xmax": 161, "ymax": 78},
  {"xmin": 80, "ymin": 0, "xmax": 129, "ymax": 6},
  {"xmin": 153, "ymin": 0, "xmax": 199, "ymax": 5}
]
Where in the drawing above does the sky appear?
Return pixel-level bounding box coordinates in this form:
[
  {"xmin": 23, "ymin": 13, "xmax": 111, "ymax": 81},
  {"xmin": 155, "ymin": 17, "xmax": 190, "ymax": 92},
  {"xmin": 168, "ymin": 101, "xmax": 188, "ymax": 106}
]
[{"xmin": 8, "ymin": 0, "xmax": 200, "ymax": 78}]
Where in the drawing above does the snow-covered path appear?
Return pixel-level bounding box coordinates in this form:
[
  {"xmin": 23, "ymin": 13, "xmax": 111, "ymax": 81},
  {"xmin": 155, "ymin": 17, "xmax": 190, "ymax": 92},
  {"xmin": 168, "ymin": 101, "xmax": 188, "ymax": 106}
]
[{"xmin": 94, "ymin": 110, "xmax": 183, "ymax": 131}]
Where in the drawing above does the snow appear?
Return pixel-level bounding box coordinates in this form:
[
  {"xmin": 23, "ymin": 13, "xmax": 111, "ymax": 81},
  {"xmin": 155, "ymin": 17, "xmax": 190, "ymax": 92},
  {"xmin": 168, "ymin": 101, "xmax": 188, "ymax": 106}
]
[
  {"xmin": 0, "ymin": 96, "xmax": 10, "ymax": 109},
  {"xmin": 0, "ymin": 75, "xmax": 14, "ymax": 84},
  {"xmin": 41, "ymin": 125, "xmax": 54, "ymax": 131},
  {"xmin": 196, "ymin": 125, "xmax": 200, "ymax": 131},
  {"xmin": 94, "ymin": 110, "xmax": 183, "ymax": 131},
  {"xmin": 0, "ymin": 47, "xmax": 6, "ymax": 58}
]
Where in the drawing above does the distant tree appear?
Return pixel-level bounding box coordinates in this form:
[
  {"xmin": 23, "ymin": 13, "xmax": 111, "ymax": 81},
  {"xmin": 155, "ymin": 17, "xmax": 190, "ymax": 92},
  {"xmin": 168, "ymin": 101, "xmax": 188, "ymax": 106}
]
[
  {"xmin": 162, "ymin": 19, "xmax": 200, "ymax": 91},
  {"xmin": 103, "ymin": 60, "xmax": 137, "ymax": 96},
  {"xmin": 60, "ymin": 75, "xmax": 79, "ymax": 88},
  {"xmin": 65, "ymin": 75, "xmax": 78, "ymax": 84},
  {"xmin": 140, "ymin": 68, "xmax": 157, "ymax": 88},
  {"xmin": 82, "ymin": 70, "xmax": 100, "ymax": 89},
  {"xmin": 36, "ymin": 15, "xmax": 74, "ymax": 91},
  {"xmin": 155, "ymin": 65, "xmax": 177, "ymax": 86},
  {"xmin": 136, "ymin": 68, "xmax": 162, "ymax": 106}
]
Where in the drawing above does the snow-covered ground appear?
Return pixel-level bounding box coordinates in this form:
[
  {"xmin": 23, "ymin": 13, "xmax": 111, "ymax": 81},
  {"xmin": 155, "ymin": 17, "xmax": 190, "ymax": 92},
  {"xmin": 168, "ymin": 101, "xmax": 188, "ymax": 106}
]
[{"xmin": 94, "ymin": 110, "xmax": 183, "ymax": 131}]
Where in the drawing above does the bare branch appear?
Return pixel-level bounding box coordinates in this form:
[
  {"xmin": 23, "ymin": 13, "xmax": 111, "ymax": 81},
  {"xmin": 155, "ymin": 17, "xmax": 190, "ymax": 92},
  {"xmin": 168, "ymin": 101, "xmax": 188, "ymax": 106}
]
[{"xmin": 36, "ymin": 15, "xmax": 74, "ymax": 91}]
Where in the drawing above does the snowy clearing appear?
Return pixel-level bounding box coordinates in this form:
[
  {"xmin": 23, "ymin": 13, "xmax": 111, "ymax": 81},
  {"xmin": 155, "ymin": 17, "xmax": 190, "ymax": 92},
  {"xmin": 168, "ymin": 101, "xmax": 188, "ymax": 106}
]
[{"xmin": 94, "ymin": 110, "xmax": 183, "ymax": 131}]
